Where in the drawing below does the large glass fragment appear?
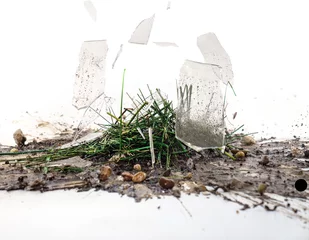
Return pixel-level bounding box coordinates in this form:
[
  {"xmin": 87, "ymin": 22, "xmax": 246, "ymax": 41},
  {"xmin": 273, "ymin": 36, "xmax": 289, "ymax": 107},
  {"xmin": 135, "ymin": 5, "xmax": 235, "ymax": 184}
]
[
  {"xmin": 197, "ymin": 33, "xmax": 234, "ymax": 85},
  {"xmin": 128, "ymin": 15, "xmax": 155, "ymax": 45},
  {"xmin": 73, "ymin": 40, "xmax": 108, "ymax": 110},
  {"xmin": 74, "ymin": 92, "xmax": 114, "ymax": 141},
  {"xmin": 84, "ymin": 1, "xmax": 97, "ymax": 22},
  {"xmin": 175, "ymin": 60, "xmax": 226, "ymax": 151}
]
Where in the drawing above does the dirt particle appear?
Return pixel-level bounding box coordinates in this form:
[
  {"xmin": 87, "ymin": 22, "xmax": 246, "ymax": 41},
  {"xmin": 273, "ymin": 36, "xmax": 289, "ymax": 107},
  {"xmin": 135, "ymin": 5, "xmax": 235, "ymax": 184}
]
[
  {"xmin": 162, "ymin": 169, "xmax": 171, "ymax": 177},
  {"xmin": 172, "ymin": 187, "xmax": 181, "ymax": 198},
  {"xmin": 184, "ymin": 172, "xmax": 193, "ymax": 180},
  {"xmin": 132, "ymin": 172, "xmax": 147, "ymax": 183},
  {"xmin": 256, "ymin": 149, "xmax": 264, "ymax": 155},
  {"xmin": 197, "ymin": 185, "xmax": 207, "ymax": 192},
  {"xmin": 304, "ymin": 150, "xmax": 309, "ymax": 158},
  {"xmin": 259, "ymin": 156, "xmax": 270, "ymax": 166},
  {"xmin": 186, "ymin": 158, "xmax": 194, "ymax": 170},
  {"xmin": 13, "ymin": 129, "xmax": 27, "ymax": 148},
  {"xmin": 134, "ymin": 184, "xmax": 153, "ymax": 201}
]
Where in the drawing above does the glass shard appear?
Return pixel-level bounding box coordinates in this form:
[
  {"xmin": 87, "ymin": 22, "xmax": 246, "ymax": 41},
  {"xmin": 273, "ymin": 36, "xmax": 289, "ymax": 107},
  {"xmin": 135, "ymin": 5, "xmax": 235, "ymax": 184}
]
[
  {"xmin": 197, "ymin": 33, "xmax": 234, "ymax": 85},
  {"xmin": 73, "ymin": 40, "xmax": 108, "ymax": 110},
  {"xmin": 175, "ymin": 60, "xmax": 226, "ymax": 151},
  {"xmin": 128, "ymin": 15, "xmax": 155, "ymax": 45},
  {"xmin": 84, "ymin": 1, "xmax": 97, "ymax": 22}
]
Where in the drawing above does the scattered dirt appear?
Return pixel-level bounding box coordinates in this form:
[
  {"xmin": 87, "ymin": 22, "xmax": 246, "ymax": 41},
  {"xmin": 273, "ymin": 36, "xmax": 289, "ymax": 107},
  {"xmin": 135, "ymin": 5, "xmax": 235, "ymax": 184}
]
[{"xmin": 1, "ymin": 135, "xmax": 309, "ymax": 222}]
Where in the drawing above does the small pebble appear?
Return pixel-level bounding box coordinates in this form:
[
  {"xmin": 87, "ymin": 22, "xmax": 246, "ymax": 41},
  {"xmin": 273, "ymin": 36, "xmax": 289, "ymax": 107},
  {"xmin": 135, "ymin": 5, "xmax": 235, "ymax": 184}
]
[
  {"xmin": 13, "ymin": 129, "xmax": 27, "ymax": 148},
  {"xmin": 172, "ymin": 187, "xmax": 181, "ymax": 198},
  {"xmin": 132, "ymin": 172, "xmax": 147, "ymax": 183},
  {"xmin": 133, "ymin": 164, "xmax": 142, "ymax": 171},
  {"xmin": 10, "ymin": 148, "xmax": 19, "ymax": 153},
  {"xmin": 99, "ymin": 166, "xmax": 112, "ymax": 181},
  {"xmin": 241, "ymin": 136, "xmax": 256, "ymax": 146}
]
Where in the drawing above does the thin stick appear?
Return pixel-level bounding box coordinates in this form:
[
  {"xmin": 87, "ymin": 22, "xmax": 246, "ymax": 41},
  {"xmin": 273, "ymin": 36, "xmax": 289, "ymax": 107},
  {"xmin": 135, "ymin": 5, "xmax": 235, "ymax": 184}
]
[
  {"xmin": 120, "ymin": 69, "xmax": 126, "ymax": 151},
  {"xmin": 149, "ymin": 127, "xmax": 155, "ymax": 168}
]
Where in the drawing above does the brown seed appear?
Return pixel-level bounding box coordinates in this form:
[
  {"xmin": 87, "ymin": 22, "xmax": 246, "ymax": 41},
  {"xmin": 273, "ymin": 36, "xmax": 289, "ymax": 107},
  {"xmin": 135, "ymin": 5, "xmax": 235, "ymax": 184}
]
[
  {"xmin": 133, "ymin": 164, "xmax": 141, "ymax": 171},
  {"xmin": 121, "ymin": 171, "xmax": 133, "ymax": 181},
  {"xmin": 258, "ymin": 183, "xmax": 268, "ymax": 196},
  {"xmin": 159, "ymin": 177, "xmax": 175, "ymax": 189},
  {"xmin": 99, "ymin": 166, "xmax": 112, "ymax": 181},
  {"xmin": 13, "ymin": 129, "xmax": 27, "ymax": 148},
  {"xmin": 235, "ymin": 151, "xmax": 245, "ymax": 160},
  {"xmin": 132, "ymin": 172, "xmax": 147, "ymax": 183},
  {"xmin": 231, "ymin": 149, "xmax": 239, "ymax": 155}
]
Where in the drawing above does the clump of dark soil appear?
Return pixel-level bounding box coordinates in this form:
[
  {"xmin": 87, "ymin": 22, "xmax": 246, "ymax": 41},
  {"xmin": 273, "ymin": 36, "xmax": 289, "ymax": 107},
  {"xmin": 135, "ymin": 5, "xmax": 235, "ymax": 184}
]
[{"xmin": 1, "ymin": 136, "xmax": 308, "ymax": 221}]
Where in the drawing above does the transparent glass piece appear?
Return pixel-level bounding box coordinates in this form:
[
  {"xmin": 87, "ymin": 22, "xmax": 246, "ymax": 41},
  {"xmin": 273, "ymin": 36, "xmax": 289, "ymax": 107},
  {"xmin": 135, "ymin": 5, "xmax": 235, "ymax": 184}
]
[
  {"xmin": 74, "ymin": 93, "xmax": 114, "ymax": 141},
  {"xmin": 112, "ymin": 44, "xmax": 123, "ymax": 69},
  {"xmin": 73, "ymin": 40, "xmax": 108, "ymax": 110},
  {"xmin": 128, "ymin": 15, "xmax": 155, "ymax": 45},
  {"xmin": 197, "ymin": 33, "xmax": 234, "ymax": 85},
  {"xmin": 175, "ymin": 60, "xmax": 226, "ymax": 151},
  {"xmin": 84, "ymin": 1, "xmax": 97, "ymax": 22},
  {"xmin": 153, "ymin": 42, "xmax": 178, "ymax": 47}
]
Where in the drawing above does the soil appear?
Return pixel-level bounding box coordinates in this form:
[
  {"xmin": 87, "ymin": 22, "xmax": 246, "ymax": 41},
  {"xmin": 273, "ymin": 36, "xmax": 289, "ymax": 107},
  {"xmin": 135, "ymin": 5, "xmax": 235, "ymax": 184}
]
[{"xmin": 1, "ymin": 134, "xmax": 309, "ymax": 222}]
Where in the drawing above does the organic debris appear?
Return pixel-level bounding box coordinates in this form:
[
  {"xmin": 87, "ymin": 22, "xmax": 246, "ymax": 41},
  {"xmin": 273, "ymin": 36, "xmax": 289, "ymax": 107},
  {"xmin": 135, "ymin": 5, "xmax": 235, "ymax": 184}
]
[
  {"xmin": 13, "ymin": 129, "xmax": 27, "ymax": 148},
  {"xmin": 0, "ymin": 87, "xmax": 308, "ymax": 222}
]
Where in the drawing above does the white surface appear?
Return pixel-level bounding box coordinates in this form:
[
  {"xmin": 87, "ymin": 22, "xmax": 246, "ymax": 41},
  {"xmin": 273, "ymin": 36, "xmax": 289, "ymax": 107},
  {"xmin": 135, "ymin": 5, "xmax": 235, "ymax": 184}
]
[
  {"xmin": 0, "ymin": 2, "xmax": 308, "ymax": 238},
  {"xmin": 0, "ymin": 190, "xmax": 308, "ymax": 240},
  {"xmin": 0, "ymin": 1, "xmax": 309, "ymax": 145}
]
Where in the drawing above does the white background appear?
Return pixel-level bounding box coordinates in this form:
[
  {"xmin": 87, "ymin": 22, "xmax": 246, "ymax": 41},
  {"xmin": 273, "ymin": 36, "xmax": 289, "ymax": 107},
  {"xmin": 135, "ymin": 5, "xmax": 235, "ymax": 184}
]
[
  {"xmin": 0, "ymin": 2, "xmax": 308, "ymax": 239},
  {"xmin": 0, "ymin": 0, "xmax": 309, "ymax": 145}
]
